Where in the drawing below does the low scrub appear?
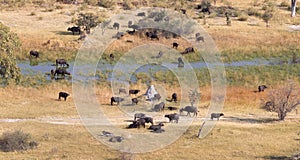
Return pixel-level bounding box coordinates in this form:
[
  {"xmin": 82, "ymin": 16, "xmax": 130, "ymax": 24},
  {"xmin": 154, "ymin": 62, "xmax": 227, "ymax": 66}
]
[{"xmin": 0, "ymin": 130, "xmax": 38, "ymax": 152}]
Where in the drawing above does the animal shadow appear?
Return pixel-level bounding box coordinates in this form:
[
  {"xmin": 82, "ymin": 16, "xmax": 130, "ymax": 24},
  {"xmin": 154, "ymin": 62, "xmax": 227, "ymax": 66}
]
[{"xmin": 52, "ymin": 31, "xmax": 74, "ymax": 35}]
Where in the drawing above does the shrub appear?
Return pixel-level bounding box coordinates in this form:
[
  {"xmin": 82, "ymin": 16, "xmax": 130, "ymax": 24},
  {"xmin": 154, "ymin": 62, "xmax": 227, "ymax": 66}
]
[
  {"xmin": 0, "ymin": 22, "xmax": 21, "ymax": 85},
  {"xmin": 0, "ymin": 130, "xmax": 38, "ymax": 152},
  {"xmin": 98, "ymin": 0, "xmax": 116, "ymax": 8},
  {"xmin": 247, "ymin": 7, "xmax": 259, "ymax": 16},
  {"xmin": 279, "ymin": 1, "xmax": 289, "ymax": 7},
  {"xmin": 237, "ymin": 13, "xmax": 248, "ymax": 21},
  {"xmin": 55, "ymin": 5, "xmax": 64, "ymax": 9},
  {"xmin": 30, "ymin": 11, "xmax": 36, "ymax": 16}
]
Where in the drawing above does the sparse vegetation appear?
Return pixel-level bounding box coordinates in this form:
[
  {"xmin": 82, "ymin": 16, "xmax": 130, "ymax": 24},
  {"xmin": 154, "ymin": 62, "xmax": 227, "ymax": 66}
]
[
  {"xmin": 262, "ymin": 81, "xmax": 300, "ymax": 120},
  {"xmin": 0, "ymin": 130, "xmax": 38, "ymax": 152},
  {"xmin": 0, "ymin": 0, "xmax": 299, "ymax": 159}
]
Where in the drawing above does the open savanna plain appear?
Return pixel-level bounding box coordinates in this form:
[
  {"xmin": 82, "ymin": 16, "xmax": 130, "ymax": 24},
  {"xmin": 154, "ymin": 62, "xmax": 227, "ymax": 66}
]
[{"xmin": 0, "ymin": 0, "xmax": 299, "ymax": 159}]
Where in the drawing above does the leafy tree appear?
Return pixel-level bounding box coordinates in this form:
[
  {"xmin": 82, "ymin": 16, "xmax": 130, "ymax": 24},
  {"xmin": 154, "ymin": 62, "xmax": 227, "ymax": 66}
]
[
  {"xmin": 76, "ymin": 13, "xmax": 100, "ymax": 34},
  {"xmin": 262, "ymin": 81, "xmax": 300, "ymax": 121},
  {"xmin": 0, "ymin": 22, "xmax": 21, "ymax": 84}
]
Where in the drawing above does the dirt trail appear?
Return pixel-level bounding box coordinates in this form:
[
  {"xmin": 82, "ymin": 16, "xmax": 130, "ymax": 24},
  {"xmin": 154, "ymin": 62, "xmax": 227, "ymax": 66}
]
[{"xmin": 2, "ymin": 115, "xmax": 298, "ymax": 126}]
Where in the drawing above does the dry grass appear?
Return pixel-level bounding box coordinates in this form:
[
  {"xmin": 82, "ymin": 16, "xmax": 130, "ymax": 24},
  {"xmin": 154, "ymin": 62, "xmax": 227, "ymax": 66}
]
[
  {"xmin": 0, "ymin": 0, "xmax": 299, "ymax": 62},
  {"xmin": 0, "ymin": 83, "xmax": 299, "ymax": 159},
  {"xmin": 0, "ymin": 1, "xmax": 300, "ymax": 159}
]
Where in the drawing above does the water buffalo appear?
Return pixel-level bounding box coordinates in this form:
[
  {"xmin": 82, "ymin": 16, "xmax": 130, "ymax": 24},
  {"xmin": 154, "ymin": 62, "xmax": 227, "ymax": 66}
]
[
  {"xmin": 67, "ymin": 26, "xmax": 81, "ymax": 35},
  {"xmin": 152, "ymin": 128, "xmax": 165, "ymax": 133},
  {"xmin": 145, "ymin": 32, "xmax": 159, "ymax": 40},
  {"xmin": 134, "ymin": 113, "xmax": 145, "ymax": 120},
  {"xmin": 154, "ymin": 51, "xmax": 163, "ymax": 58},
  {"xmin": 112, "ymin": 32, "xmax": 124, "ymax": 39},
  {"xmin": 180, "ymin": 9, "xmax": 186, "ymax": 14},
  {"xmin": 258, "ymin": 85, "xmax": 267, "ymax": 92},
  {"xmin": 109, "ymin": 136, "xmax": 123, "ymax": 142},
  {"xmin": 137, "ymin": 12, "xmax": 146, "ymax": 16},
  {"xmin": 181, "ymin": 47, "xmax": 195, "ymax": 54},
  {"xmin": 119, "ymin": 88, "xmax": 126, "ymax": 94},
  {"xmin": 58, "ymin": 92, "xmax": 69, "ymax": 101},
  {"xmin": 30, "ymin": 50, "xmax": 39, "ymax": 58},
  {"xmin": 110, "ymin": 97, "xmax": 124, "ymax": 105},
  {"xmin": 101, "ymin": 131, "xmax": 114, "ymax": 137},
  {"xmin": 56, "ymin": 59, "xmax": 69, "ymax": 67},
  {"xmin": 178, "ymin": 57, "xmax": 184, "ymax": 67},
  {"xmin": 172, "ymin": 42, "xmax": 179, "ymax": 49},
  {"xmin": 196, "ymin": 36, "xmax": 204, "ymax": 42},
  {"xmin": 167, "ymin": 106, "xmax": 178, "ymax": 111},
  {"xmin": 180, "ymin": 106, "xmax": 198, "ymax": 117},
  {"xmin": 143, "ymin": 117, "xmax": 154, "ymax": 125},
  {"xmin": 165, "ymin": 113, "xmax": 179, "ymax": 123},
  {"xmin": 136, "ymin": 118, "xmax": 146, "ymax": 128},
  {"xmin": 132, "ymin": 98, "xmax": 138, "ymax": 105},
  {"xmin": 129, "ymin": 89, "xmax": 140, "ymax": 96},
  {"xmin": 113, "ymin": 22, "xmax": 119, "ymax": 30},
  {"xmin": 51, "ymin": 68, "xmax": 71, "ymax": 77},
  {"xmin": 127, "ymin": 29, "xmax": 135, "ymax": 35},
  {"xmin": 148, "ymin": 123, "xmax": 164, "ymax": 131},
  {"xmin": 109, "ymin": 54, "xmax": 114, "ymax": 60},
  {"xmin": 171, "ymin": 93, "xmax": 177, "ymax": 103},
  {"xmin": 211, "ymin": 113, "xmax": 224, "ymax": 120},
  {"xmin": 153, "ymin": 102, "xmax": 165, "ymax": 112},
  {"xmin": 151, "ymin": 93, "xmax": 161, "ymax": 101}
]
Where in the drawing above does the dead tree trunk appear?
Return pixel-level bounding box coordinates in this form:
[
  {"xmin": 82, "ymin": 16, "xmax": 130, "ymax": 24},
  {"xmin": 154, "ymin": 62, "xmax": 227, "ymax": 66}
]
[{"xmin": 291, "ymin": 0, "xmax": 297, "ymax": 17}]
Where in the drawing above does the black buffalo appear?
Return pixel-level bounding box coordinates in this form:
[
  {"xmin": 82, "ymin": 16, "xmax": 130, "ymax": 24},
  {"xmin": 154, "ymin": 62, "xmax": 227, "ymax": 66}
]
[
  {"xmin": 56, "ymin": 59, "xmax": 69, "ymax": 67},
  {"xmin": 58, "ymin": 92, "xmax": 69, "ymax": 101},
  {"xmin": 129, "ymin": 89, "xmax": 140, "ymax": 96},
  {"xmin": 180, "ymin": 9, "xmax": 186, "ymax": 14},
  {"xmin": 170, "ymin": 93, "xmax": 177, "ymax": 103},
  {"xmin": 109, "ymin": 136, "xmax": 123, "ymax": 142},
  {"xmin": 143, "ymin": 117, "xmax": 154, "ymax": 125},
  {"xmin": 180, "ymin": 106, "xmax": 198, "ymax": 117},
  {"xmin": 145, "ymin": 32, "xmax": 159, "ymax": 40},
  {"xmin": 137, "ymin": 12, "xmax": 146, "ymax": 16},
  {"xmin": 67, "ymin": 26, "xmax": 81, "ymax": 35},
  {"xmin": 258, "ymin": 85, "xmax": 267, "ymax": 92},
  {"xmin": 109, "ymin": 54, "xmax": 114, "ymax": 60},
  {"xmin": 172, "ymin": 42, "xmax": 179, "ymax": 49},
  {"xmin": 134, "ymin": 113, "xmax": 145, "ymax": 121},
  {"xmin": 30, "ymin": 50, "xmax": 39, "ymax": 58},
  {"xmin": 196, "ymin": 36, "xmax": 204, "ymax": 42},
  {"xmin": 167, "ymin": 106, "xmax": 178, "ymax": 111},
  {"xmin": 178, "ymin": 57, "xmax": 184, "ymax": 67},
  {"xmin": 127, "ymin": 29, "xmax": 135, "ymax": 35},
  {"xmin": 181, "ymin": 47, "xmax": 195, "ymax": 54},
  {"xmin": 119, "ymin": 88, "xmax": 126, "ymax": 94},
  {"xmin": 148, "ymin": 123, "xmax": 164, "ymax": 131},
  {"xmin": 153, "ymin": 102, "xmax": 165, "ymax": 112},
  {"xmin": 113, "ymin": 22, "xmax": 119, "ymax": 30},
  {"xmin": 51, "ymin": 68, "xmax": 71, "ymax": 77},
  {"xmin": 132, "ymin": 98, "xmax": 138, "ymax": 105},
  {"xmin": 151, "ymin": 93, "xmax": 161, "ymax": 101},
  {"xmin": 165, "ymin": 113, "xmax": 179, "ymax": 123},
  {"xmin": 110, "ymin": 97, "xmax": 124, "ymax": 105},
  {"xmin": 211, "ymin": 113, "xmax": 224, "ymax": 120}
]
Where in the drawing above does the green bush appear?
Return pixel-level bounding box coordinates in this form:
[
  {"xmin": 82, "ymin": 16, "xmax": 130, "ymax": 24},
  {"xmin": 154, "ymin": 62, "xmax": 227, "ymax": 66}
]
[
  {"xmin": 0, "ymin": 130, "xmax": 38, "ymax": 152},
  {"xmin": 0, "ymin": 22, "xmax": 22, "ymax": 85}
]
